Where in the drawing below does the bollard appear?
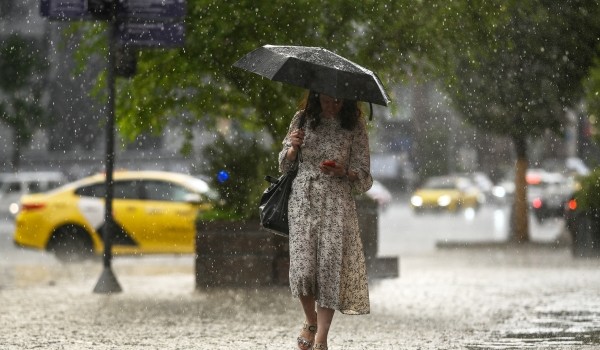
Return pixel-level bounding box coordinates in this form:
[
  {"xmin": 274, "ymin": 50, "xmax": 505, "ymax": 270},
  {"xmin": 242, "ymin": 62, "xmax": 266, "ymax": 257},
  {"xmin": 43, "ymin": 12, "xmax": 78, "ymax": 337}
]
[
  {"xmin": 572, "ymin": 209, "xmax": 600, "ymax": 258},
  {"xmin": 355, "ymin": 194, "xmax": 379, "ymax": 261}
]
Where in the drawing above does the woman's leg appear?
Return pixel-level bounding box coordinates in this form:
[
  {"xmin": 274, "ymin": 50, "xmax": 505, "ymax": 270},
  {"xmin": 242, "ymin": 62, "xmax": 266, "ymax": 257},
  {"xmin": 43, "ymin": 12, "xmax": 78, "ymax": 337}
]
[
  {"xmin": 298, "ymin": 295, "xmax": 318, "ymax": 349},
  {"xmin": 315, "ymin": 304, "xmax": 335, "ymax": 347},
  {"xmin": 299, "ymin": 294, "xmax": 318, "ymax": 324}
]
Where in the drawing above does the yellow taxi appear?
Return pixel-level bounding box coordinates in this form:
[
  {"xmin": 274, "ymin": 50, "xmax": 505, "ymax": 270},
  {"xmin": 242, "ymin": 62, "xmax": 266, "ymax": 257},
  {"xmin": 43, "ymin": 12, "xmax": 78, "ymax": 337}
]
[
  {"xmin": 13, "ymin": 170, "xmax": 218, "ymax": 261},
  {"xmin": 410, "ymin": 175, "xmax": 482, "ymax": 213}
]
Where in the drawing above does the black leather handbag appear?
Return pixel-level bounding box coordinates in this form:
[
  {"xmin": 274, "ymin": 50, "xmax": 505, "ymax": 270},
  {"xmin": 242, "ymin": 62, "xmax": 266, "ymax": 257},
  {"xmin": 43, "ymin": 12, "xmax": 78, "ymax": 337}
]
[
  {"xmin": 258, "ymin": 152, "xmax": 300, "ymax": 237},
  {"xmin": 259, "ymin": 114, "xmax": 306, "ymax": 237}
]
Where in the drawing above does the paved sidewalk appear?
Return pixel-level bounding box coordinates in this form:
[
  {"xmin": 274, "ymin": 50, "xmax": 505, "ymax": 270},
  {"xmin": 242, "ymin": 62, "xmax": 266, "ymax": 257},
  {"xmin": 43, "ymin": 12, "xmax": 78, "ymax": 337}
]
[{"xmin": 1, "ymin": 245, "xmax": 600, "ymax": 349}]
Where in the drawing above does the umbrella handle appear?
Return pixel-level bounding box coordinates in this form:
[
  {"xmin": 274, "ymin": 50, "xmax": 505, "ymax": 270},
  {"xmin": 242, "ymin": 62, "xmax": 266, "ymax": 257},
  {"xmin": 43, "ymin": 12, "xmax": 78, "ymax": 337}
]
[{"xmin": 369, "ymin": 102, "xmax": 373, "ymax": 121}]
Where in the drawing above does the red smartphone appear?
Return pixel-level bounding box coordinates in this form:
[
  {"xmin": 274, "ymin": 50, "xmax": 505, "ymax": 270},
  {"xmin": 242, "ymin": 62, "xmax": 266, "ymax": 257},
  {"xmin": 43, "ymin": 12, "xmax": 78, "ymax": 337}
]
[{"xmin": 322, "ymin": 160, "xmax": 336, "ymax": 167}]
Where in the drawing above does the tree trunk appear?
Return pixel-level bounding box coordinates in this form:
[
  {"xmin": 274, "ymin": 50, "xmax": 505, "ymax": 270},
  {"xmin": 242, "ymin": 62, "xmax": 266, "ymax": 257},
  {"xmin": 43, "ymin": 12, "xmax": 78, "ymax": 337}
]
[{"xmin": 511, "ymin": 135, "xmax": 530, "ymax": 242}]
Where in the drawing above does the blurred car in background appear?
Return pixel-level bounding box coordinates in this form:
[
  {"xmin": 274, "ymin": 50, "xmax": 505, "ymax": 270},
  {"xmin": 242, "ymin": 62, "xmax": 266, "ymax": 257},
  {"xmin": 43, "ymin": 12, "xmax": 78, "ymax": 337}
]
[
  {"xmin": 529, "ymin": 172, "xmax": 577, "ymax": 222},
  {"xmin": 0, "ymin": 171, "xmax": 66, "ymax": 216},
  {"xmin": 366, "ymin": 180, "xmax": 393, "ymax": 211},
  {"xmin": 453, "ymin": 172, "xmax": 494, "ymax": 203},
  {"xmin": 13, "ymin": 170, "xmax": 218, "ymax": 262},
  {"xmin": 491, "ymin": 167, "xmax": 578, "ymax": 221},
  {"xmin": 410, "ymin": 175, "xmax": 482, "ymax": 213},
  {"xmin": 491, "ymin": 168, "xmax": 548, "ymax": 205},
  {"xmin": 491, "ymin": 178, "xmax": 514, "ymax": 205},
  {"xmin": 490, "ymin": 168, "xmax": 567, "ymax": 206},
  {"xmin": 370, "ymin": 153, "xmax": 417, "ymax": 192}
]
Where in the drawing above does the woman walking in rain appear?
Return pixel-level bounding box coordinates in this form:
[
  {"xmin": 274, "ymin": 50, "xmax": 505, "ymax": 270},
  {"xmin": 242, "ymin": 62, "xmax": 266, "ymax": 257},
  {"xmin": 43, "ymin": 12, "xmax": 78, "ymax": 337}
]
[{"xmin": 280, "ymin": 91, "xmax": 372, "ymax": 350}]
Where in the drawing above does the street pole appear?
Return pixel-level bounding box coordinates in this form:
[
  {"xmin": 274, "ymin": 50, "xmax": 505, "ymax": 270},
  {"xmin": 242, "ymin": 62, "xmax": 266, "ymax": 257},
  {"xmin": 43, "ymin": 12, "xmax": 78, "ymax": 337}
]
[
  {"xmin": 40, "ymin": 0, "xmax": 184, "ymax": 295},
  {"xmin": 93, "ymin": 15, "xmax": 122, "ymax": 294}
]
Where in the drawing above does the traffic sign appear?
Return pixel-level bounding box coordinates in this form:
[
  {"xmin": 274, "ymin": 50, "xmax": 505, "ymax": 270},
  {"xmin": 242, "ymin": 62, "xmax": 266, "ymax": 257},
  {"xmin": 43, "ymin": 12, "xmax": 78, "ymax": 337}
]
[
  {"xmin": 117, "ymin": 21, "xmax": 184, "ymax": 47},
  {"xmin": 41, "ymin": 0, "xmax": 186, "ymax": 21},
  {"xmin": 117, "ymin": 0, "xmax": 185, "ymax": 20},
  {"xmin": 40, "ymin": 0, "xmax": 89, "ymax": 20}
]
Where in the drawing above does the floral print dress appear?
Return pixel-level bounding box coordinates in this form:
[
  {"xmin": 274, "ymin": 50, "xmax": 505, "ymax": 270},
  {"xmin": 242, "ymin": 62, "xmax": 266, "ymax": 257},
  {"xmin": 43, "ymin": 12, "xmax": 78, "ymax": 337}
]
[{"xmin": 279, "ymin": 111, "xmax": 373, "ymax": 315}]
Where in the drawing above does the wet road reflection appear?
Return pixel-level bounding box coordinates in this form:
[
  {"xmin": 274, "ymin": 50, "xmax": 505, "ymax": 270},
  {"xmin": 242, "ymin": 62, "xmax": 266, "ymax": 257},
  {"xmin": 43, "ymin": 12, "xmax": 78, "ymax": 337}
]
[
  {"xmin": 378, "ymin": 199, "xmax": 565, "ymax": 256},
  {"xmin": 467, "ymin": 294, "xmax": 600, "ymax": 349}
]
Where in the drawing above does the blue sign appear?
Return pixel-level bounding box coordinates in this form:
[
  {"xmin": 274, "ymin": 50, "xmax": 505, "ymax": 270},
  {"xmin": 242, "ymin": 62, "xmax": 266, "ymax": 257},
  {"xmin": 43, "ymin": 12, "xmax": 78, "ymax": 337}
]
[
  {"xmin": 117, "ymin": 21, "xmax": 185, "ymax": 47},
  {"xmin": 216, "ymin": 170, "xmax": 230, "ymax": 184},
  {"xmin": 117, "ymin": 0, "xmax": 185, "ymax": 20},
  {"xmin": 40, "ymin": 0, "xmax": 88, "ymax": 20}
]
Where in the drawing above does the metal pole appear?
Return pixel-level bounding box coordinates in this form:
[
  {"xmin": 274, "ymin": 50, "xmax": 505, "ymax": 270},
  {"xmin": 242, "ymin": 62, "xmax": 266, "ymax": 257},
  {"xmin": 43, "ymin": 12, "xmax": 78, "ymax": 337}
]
[{"xmin": 93, "ymin": 16, "xmax": 122, "ymax": 294}]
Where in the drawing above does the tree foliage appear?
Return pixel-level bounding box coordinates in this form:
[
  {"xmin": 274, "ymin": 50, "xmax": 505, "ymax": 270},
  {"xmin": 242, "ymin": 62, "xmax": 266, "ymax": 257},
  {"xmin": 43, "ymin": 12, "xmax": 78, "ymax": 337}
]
[
  {"xmin": 424, "ymin": 1, "xmax": 600, "ymax": 241},
  {"xmin": 432, "ymin": 1, "xmax": 600, "ymax": 140},
  {"xmin": 364, "ymin": 1, "xmax": 600, "ymax": 241},
  {"xmin": 201, "ymin": 133, "xmax": 271, "ymax": 218},
  {"xmin": 68, "ymin": 1, "xmax": 600, "ymax": 226},
  {"xmin": 94, "ymin": 1, "xmax": 382, "ymax": 144},
  {"xmin": 585, "ymin": 60, "xmax": 600, "ymax": 145},
  {"xmin": 73, "ymin": 1, "xmax": 407, "ymax": 219}
]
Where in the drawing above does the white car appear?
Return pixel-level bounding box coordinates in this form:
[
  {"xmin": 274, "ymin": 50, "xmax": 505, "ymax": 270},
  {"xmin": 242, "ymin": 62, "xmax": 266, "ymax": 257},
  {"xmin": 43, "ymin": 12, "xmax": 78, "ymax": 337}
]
[
  {"xmin": 366, "ymin": 180, "xmax": 393, "ymax": 210},
  {"xmin": 0, "ymin": 171, "xmax": 66, "ymax": 216}
]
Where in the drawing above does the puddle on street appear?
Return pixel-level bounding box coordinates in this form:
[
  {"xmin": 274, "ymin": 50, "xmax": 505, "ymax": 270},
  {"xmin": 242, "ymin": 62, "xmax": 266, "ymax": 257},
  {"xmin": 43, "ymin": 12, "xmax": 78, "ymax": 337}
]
[{"xmin": 466, "ymin": 309, "xmax": 600, "ymax": 349}]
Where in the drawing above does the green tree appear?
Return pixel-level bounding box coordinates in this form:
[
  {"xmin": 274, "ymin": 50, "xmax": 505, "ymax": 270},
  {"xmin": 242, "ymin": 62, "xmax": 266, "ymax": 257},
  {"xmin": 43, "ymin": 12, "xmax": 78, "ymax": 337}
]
[
  {"xmin": 94, "ymin": 1, "xmax": 377, "ymax": 142},
  {"xmin": 75, "ymin": 1, "xmax": 401, "ymax": 219},
  {"xmin": 0, "ymin": 34, "xmax": 48, "ymax": 170},
  {"xmin": 448, "ymin": 1, "xmax": 599, "ymax": 242},
  {"xmin": 378, "ymin": 1, "xmax": 600, "ymax": 242},
  {"xmin": 68, "ymin": 1, "xmax": 600, "ymax": 229}
]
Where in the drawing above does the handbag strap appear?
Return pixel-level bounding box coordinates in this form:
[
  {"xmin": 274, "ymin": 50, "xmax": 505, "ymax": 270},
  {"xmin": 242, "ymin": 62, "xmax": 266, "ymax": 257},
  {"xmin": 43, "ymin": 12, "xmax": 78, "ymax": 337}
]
[
  {"xmin": 294, "ymin": 112, "xmax": 307, "ymax": 165},
  {"xmin": 295, "ymin": 148, "xmax": 303, "ymax": 165}
]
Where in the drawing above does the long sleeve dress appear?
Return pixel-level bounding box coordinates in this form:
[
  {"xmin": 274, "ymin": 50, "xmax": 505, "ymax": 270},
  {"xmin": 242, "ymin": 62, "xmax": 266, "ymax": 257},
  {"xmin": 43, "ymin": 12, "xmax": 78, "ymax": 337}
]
[{"xmin": 278, "ymin": 111, "xmax": 372, "ymax": 315}]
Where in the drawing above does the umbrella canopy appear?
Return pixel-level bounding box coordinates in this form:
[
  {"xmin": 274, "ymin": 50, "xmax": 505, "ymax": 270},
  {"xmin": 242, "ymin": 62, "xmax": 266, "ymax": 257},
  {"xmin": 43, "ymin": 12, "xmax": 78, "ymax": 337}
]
[{"xmin": 233, "ymin": 45, "xmax": 391, "ymax": 106}]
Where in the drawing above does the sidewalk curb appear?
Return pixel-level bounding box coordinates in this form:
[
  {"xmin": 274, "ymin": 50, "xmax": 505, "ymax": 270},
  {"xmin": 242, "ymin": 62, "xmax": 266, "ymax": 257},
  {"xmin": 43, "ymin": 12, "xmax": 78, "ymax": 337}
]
[{"xmin": 435, "ymin": 240, "xmax": 570, "ymax": 250}]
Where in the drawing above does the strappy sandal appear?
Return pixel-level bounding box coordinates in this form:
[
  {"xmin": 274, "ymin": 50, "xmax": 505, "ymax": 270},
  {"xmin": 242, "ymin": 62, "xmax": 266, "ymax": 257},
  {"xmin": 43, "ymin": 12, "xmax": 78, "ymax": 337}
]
[
  {"xmin": 313, "ymin": 344, "xmax": 328, "ymax": 350},
  {"xmin": 297, "ymin": 322, "xmax": 317, "ymax": 350}
]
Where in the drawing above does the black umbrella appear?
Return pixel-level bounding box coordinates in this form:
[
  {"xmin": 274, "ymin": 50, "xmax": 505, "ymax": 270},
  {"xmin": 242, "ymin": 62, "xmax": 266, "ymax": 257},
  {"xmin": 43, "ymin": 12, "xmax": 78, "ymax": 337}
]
[{"xmin": 233, "ymin": 45, "xmax": 391, "ymax": 107}]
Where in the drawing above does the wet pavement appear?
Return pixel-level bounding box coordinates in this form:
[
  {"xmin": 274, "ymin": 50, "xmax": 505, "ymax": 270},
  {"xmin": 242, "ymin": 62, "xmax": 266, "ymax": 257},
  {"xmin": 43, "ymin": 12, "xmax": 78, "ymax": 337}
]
[{"xmin": 1, "ymin": 243, "xmax": 600, "ymax": 349}]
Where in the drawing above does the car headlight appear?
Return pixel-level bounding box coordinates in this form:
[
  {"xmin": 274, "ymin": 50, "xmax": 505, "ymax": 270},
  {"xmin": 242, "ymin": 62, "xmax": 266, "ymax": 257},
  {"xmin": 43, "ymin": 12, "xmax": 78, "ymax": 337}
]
[
  {"xmin": 492, "ymin": 186, "xmax": 506, "ymax": 198},
  {"xmin": 9, "ymin": 202, "xmax": 20, "ymax": 215},
  {"xmin": 437, "ymin": 195, "xmax": 452, "ymax": 207},
  {"xmin": 411, "ymin": 195, "xmax": 423, "ymax": 207}
]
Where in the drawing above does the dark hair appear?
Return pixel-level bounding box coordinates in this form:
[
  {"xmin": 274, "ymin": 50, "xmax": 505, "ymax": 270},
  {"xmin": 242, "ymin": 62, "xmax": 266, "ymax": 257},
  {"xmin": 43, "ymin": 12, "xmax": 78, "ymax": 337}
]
[{"xmin": 298, "ymin": 91, "xmax": 362, "ymax": 130}]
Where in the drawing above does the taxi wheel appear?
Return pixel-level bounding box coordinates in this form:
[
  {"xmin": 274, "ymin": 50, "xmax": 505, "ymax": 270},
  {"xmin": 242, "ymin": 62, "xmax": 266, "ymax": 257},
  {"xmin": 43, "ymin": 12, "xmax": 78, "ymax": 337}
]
[{"xmin": 48, "ymin": 225, "xmax": 94, "ymax": 263}]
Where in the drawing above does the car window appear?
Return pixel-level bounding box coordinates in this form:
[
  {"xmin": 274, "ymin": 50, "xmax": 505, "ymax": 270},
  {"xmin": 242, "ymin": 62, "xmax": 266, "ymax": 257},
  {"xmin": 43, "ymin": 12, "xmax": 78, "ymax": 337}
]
[
  {"xmin": 75, "ymin": 183, "xmax": 106, "ymax": 198},
  {"xmin": 424, "ymin": 177, "xmax": 455, "ymax": 189},
  {"xmin": 114, "ymin": 181, "xmax": 141, "ymax": 199},
  {"xmin": 47, "ymin": 181, "xmax": 62, "ymax": 190},
  {"xmin": 75, "ymin": 181, "xmax": 140, "ymax": 199},
  {"xmin": 27, "ymin": 181, "xmax": 42, "ymax": 193},
  {"xmin": 142, "ymin": 180, "xmax": 192, "ymax": 202},
  {"xmin": 7, "ymin": 182, "xmax": 21, "ymax": 193}
]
